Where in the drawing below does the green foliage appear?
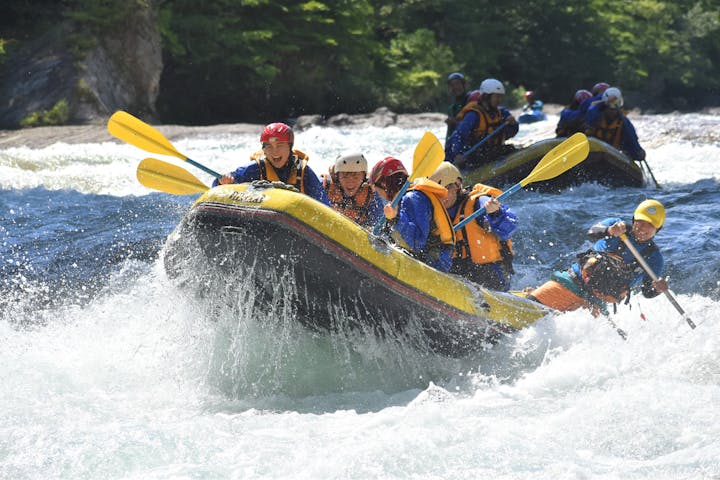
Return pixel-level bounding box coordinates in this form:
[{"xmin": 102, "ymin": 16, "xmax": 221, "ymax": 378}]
[
  {"xmin": 20, "ymin": 100, "xmax": 71, "ymax": 127},
  {"xmin": 63, "ymin": 0, "xmax": 145, "ymax": 57},
  {"xmin": 157, "ymin": 0, "xmax": 385, "ymax": 123},
  {"xmin": 383, "ymin": 29, "xmax": 457, "ymax": 111},
  {"xmin": 3, "ymin": 0, "xmax": 719, "ymax": 124}
]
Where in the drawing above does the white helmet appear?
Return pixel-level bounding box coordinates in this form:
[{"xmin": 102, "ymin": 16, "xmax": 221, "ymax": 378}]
[
  {"xmin": 430, "ymin": 162, "xmax": 462, "ymax": 188},
  {"xmin": 333, "ymin": 152, "xmax": 368, "ymax": 173},
  {"xmin": 479, "ymin": 78, "xmax": 505, "ymax": 95},
  {"xmin": 602, "ymin": 87, "xmax": 624, "ymax": 108}
]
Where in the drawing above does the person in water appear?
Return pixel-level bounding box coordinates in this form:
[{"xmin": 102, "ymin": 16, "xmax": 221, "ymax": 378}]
[
  {"xmin": 321, "ymin": 152, "xmax": 384, "ymax": 228},
  {"xmin": 430, "ymin": 162, "xmax": 518, "ymax": 291},
  {"xmin": 444, "ymin": 72, "xmax": 471, "ymax": 145},
  {"xmin": 528, "ymin": 199, "xmax": 669, "ymax": 316},
  {"xmin": 445, "ymin": 78, "xmax": 518, "ymax": 170},
  {"xmin": 556, "ymin": 89, "xmax": 592, "ymax": 137},
  {"xmin": 214, "ymin": 122, "xmax": 329, "ymax": 205},
  {"xmin": 370, "ymin": 157, "xmax": 455, "ymax": 272},
  {"xmin": 585, "ymin": 87, "xmax": 646, "ymax": 161}
]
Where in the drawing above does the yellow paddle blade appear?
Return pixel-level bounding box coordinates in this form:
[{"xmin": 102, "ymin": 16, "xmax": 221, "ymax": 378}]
[
  {"xmin": 137, "ymin": 158, "xmax": 209, "ymax": 195},
  {"xmin": 520, "ymin": 132, "xmax": 589, "ymax": 187},
  {"xmin": 410, "ymin": 131, "xmax": 445, "ymax": 181},
  {"xmin": 108, "ymin": 111, "xmax": 186, "ymax": 160}
]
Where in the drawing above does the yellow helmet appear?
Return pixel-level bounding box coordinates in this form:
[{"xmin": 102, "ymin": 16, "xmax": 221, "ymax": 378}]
[
  {"xmin": 634, "ymin": 199, "xmax": 665, "ymax": 229},
  {"xmin": 429, "ymin": 162, "xmax": 462, "ymax": 188}
]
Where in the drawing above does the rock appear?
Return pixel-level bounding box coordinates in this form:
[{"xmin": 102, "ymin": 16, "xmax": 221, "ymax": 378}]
[
  {"xmin": 293, "ymin": 114, "xmax": 324, "ymax": 129},
  {"xmin": 0, "ymin": 5, "xmax": 161, "ymax": 128}
]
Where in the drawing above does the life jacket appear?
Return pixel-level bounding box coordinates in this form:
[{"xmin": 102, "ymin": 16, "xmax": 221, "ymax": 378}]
[
  {"xmin": 321, "ymin": 174, "xmax": 375, "ymax": 226},
  {"xmin": 456, "ymin": 101, "xmax": 506, "ymax": 147},
  {"xmin": 586, "ymin": 112, "xmax": 624, "ymax": 149},
  {"xmin": 392, "ymin": 178, "xmax": 455, "ymax": 262},
  {"xmin": 251, "ymin": 149, "xmax": 309, "ymax": 193},
  {"xmin": 578, "ymin": 251, "xmax": 632, "ymax": 303},
  {"xmin": 452, "ymin": 184, "xmax": 514, "ymax": 265},
  {"xmin": 576, "ymin": 240, "xmax": 658, "ymax": 304}
]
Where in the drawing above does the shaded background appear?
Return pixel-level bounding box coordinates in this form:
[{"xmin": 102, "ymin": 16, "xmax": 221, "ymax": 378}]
[{"xmin": 1, "ymin": 0, "xmax": 719, "ymax": 125}]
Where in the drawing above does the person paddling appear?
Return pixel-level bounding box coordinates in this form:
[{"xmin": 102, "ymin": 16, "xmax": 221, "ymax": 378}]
[
  {"xmin": 444, "ymin": 72, "xmax": 471, "ymax": 145},
  {"xmin": 370, "ymin": 157, "xmax": 455, "ymax": 272},
  {"xmin": 585, "ymin": 87, "xmax": 646, "ymax": 161},
  {"xmin": 445, "ymin": 78, "xmax": 518, "ymax": 169},
  {"xmin": 214, "ymin": 122, "xmax": 329, "ymax": 205},
  {"xmin": 321, "ymin": 152, "xmax": 384, "ymax": 228},
  {"xmin": 430, "ymin": 162, "xmax": 518, "ymax": 291},
  {"xmin": 556, "ymin": 89, "xmax": 592, "ymax": 137},
  {"xmin": 528, "ymin": 199, "xmax": 669, "ymax": 316}
]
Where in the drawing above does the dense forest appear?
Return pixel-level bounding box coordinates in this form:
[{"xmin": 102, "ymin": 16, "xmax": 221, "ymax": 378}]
[{"xmin": 2, "ymin": 0, "xmax": 719, "ymax": 125}]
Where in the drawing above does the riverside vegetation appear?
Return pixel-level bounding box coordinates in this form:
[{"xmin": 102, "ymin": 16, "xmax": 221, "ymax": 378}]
[{"xmin": 2, "ymin": 0, "xmax": 719, "ymax": 126}]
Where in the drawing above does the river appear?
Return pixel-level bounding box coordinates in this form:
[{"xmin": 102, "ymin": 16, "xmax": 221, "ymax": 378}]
[{"xmin": 1, "ymin": 110, "xmax": 719, "ymax": 479}]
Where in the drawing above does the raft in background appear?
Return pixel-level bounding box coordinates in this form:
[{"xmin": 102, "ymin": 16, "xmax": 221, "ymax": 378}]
[
  {"xmin": 163, "ymin": 182, "xmax": 551, "ymax": 357},
  {"xmin": 517, "ymin": 109, "xmax": 547, "ymax": 124},
  {"xmin": 464, "ymin": 137, "xmax": 645, "ymax": 191}
]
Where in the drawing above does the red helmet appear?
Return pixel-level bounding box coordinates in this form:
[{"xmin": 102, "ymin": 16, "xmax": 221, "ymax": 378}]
[
  {"xmin": 591, "ymin": 82, "xmax": 610, "ymax": 96},
  {"xmin": 260, "ymin": 123, "xmax": 294, "ymax": 144},
  {"xmin": 524, "ymin": 90, "xmax": 535, "ymax": 101},
  {"xmin": 574, "ymin": 89, "xmax": 592, "ymax": 104},
  {"xmin": 467, "ymin": 90, "xmax": 481, "ymax": 103},
  {"xmin": 370, "ymin": 157, "xmax": 408, "ymax": 186}
]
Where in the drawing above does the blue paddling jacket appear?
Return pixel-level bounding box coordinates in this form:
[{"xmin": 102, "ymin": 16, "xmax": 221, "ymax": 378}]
[
  {"xmin": 571, "ymin": 217, "xmax": 663, "ymax": 296},
  {"xmin": 445, "ymin": 106, "xmax": 518, "ymax": 160},
  {"xmin": 392, "ymin": 190, "xmax": 454, "ymax": 272},
  {"xmin": 212, "ymin": 157, "xmax": 330, "ymax": 206}
]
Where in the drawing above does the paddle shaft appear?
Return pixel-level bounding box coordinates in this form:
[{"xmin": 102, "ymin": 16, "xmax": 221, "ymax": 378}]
[
  {"xmin": 108, "ymin": 111, "xmax": 222, "ymax": 178},
  {"xmin": 454, "ymin": 132, "xmax": 590, "ymax": 230},
  {"xmin": 453, "ymin": 183, "xmax": 521, "ymax": 231},
  {"xmin": 641, "ymin": 158, "xmax": 661, "ymax": 189},
  {"xmin": 620, "ymin": 233, "xmax": 695, "ymax": 329},
  {"xmin": 462, "ymin": 122, "xmax": 507, "ymax": 158},
  {"xmin": 615, "ymin": 107, "xmax": 660, "ymax": 188},
  {"xmin": 186, "ymin": 158, "xmax": 222, "ymax": 179},
  {"xmin": 371, "ymin": 179, "xmax": 412, "ymax": 236}
]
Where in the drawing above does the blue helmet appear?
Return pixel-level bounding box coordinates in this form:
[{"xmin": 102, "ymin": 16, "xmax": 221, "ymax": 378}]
[{"xmin": 447, "ymin": 72, "xmax": 465, "ymax": 82}]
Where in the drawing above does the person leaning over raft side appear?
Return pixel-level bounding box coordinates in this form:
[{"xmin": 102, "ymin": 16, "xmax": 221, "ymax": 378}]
[
  {"xmin": 445, "ymin": 78, "xmax": 518, "ymax": 170},
  {"xmin": 370, "ymin": 157, "xmax": 456, "ymax": 273},
  {"xmin": 445, "ymin": 72, "xmax": 471, "ymax": 145},
  {"xmin": 321, "ymin": 152, "xmax": 384, "ymax": 228},
  {"xmin": 213, "ymin": 122, "xmax": 329, "ymax": 205},
  {"xmin": 585, "ymin": 87, "xmax": 646, "ymax": 161},
  {"xmin": 556, "ymin": 89, "xmax": 592, "ymax": 137},
  {"xmin": 528, "ymin": 199, "xmax": 669, "ymax": 316},
  {"xmin": 430, "ymin": 162, "xmax": 519, "ymax": 291}
]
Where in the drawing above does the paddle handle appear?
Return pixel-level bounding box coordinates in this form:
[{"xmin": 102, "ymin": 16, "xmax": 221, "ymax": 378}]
[
  {"xmin": 462, "ymin": 122, "xmax": 507, "ymax": 158},
  {"xmin": 620, "ymin": 234, "xmax": 695, "ymax": 329},
  {"xmin": 186, "ymin": 157, "xmax": 222, "ymax": 179},
  {"xmin": 453, "ymin": 183, "xmax": 521, "ymax": 231}
]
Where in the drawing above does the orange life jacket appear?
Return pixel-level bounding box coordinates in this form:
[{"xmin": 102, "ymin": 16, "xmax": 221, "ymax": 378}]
[
  {"xmin": 457, "ymin": 101, "xmax": 506, "ymax": 147},
  {"xmin": 453, "ymin": 184, "xmax": 513, "ymax": 264},
  {"xmin": 251, "ymin": 149, "xmax": 309, "ymax": 193},
  {"xmin": 321, "ymin": 174, "xmax": 375, "ymax": 225},
  {"xmin": 586, "ymin": 112, "xmax": 624, "ymax": 149},
  {"xmin": 392, "ymin": 178, "xmax": 455, "ymax": 257}
]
